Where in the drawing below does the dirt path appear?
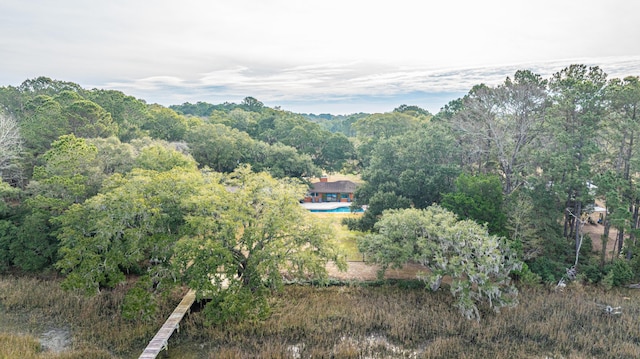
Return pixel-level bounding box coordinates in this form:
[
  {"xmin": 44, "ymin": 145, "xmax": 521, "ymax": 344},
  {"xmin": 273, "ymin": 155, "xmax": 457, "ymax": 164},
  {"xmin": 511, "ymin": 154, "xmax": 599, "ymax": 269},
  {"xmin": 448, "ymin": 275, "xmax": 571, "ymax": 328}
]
[
  {"xmin": 582, "ymin": 222, "xmax": 619, "ymax": 258},
  {"xmin": 326, "ymin": 261, "xmax": 429, "ymax": 281}
]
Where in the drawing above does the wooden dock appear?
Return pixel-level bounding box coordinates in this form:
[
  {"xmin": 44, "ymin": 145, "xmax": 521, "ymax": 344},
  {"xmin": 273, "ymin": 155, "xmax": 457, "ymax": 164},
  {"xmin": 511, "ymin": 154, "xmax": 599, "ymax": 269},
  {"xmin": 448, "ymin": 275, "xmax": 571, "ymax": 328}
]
[{"xmin": 139, "ymin": 289, "xmax": 196, "ymax": 359}]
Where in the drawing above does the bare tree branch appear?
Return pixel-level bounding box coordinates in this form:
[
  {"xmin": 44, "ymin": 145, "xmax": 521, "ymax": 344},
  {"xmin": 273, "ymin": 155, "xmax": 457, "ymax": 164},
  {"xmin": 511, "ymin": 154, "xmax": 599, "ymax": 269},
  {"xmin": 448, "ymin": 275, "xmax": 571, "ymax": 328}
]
[{"xmin": 0, "ymin": 111, "xmax": 23, "ymax": 181}]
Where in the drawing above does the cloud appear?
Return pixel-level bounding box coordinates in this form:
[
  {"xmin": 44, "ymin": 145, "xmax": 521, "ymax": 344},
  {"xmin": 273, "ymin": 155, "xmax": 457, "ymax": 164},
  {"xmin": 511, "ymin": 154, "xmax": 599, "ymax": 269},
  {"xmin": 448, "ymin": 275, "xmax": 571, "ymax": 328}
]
[
  {"xmin": 103, "ymin": 55, "xmax": 640, "ymax": 113},
  {"xmin": 3, "ymin": 0, "xmax": 640, "ymax": 115}
]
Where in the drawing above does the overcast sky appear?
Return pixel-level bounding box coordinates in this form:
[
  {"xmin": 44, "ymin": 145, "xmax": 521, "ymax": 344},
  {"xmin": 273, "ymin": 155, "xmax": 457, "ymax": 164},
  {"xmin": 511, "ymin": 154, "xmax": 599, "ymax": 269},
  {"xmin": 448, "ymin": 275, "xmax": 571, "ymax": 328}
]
[{"xmin": 2, "ymin": 1, "xmax": 640, "ymax": 114}]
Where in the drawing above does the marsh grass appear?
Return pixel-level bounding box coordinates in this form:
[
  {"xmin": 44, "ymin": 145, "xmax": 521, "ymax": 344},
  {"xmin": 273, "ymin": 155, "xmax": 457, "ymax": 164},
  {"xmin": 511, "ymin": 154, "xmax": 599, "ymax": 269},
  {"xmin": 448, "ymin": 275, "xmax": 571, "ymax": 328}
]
[
  {"xmin": 0, "ymin": 275, "xmax": 182, "ymax": 358},
  {"xmin": 3, "ymin": 275, "xmax": 640, "ymax": 358},
  {"xmin": 0, "ymin": 332, "xmax": 112, "ymax": 359},
  {"xmin": 0, "ymin": 332, "xmax": 41, "ymax": 359},
  {"xmin": 174, "ymin": 283, "xmax": 640, "ymax": 358}
]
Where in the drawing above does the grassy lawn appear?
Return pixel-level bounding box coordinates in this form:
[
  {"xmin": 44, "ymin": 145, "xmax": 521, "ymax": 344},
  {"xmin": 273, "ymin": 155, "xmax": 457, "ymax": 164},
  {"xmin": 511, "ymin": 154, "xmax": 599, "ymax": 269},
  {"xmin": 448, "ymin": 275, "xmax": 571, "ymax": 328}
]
[{"xmin": 311, "ymin": 212, "xmax": 364, "ymax": 261}]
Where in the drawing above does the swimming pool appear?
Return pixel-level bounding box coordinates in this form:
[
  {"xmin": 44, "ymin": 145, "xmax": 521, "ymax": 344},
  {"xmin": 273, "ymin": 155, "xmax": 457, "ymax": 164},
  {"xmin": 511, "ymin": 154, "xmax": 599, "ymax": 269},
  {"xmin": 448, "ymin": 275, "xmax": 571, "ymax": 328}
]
[{"xmin": 309, "ymin": 206, "xmax": 363, "ymax": 213}]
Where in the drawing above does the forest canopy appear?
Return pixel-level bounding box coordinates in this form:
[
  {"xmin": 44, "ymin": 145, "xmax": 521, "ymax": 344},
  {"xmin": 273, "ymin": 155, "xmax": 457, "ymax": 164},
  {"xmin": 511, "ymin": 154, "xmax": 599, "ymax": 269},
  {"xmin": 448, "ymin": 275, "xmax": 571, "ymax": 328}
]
[{"xmin": 2, "ymin": 66, "xmax": 640, "ymax": 322}]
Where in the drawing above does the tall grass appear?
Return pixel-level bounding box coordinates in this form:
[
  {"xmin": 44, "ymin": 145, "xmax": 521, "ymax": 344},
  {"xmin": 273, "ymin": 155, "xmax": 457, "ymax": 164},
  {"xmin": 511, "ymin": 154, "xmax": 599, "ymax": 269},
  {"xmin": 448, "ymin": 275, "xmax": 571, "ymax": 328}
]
[
  {"xmin": 0, "ymin": 275, "xmax": 182, "ymax": 358},
  {"xmin": 0, "ymin": 333, "xmax": 41, "ymax": 359},
  {"xmin": 3, "ymin": 273, "xmax": 640, "ymax": 358},
  {"xmin": 173, "ymin": 283, "xmax": 640, "ymax": 358},
  {"xmin": 0, "ymin": 332, "xmax": 112, "ymax": 359}
]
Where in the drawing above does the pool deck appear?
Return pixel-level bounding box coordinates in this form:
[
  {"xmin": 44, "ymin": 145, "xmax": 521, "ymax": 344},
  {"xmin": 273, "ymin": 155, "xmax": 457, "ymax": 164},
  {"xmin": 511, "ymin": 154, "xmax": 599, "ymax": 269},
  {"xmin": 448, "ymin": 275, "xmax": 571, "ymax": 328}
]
[{"xmin": 301, "ymin": 202, "xmax": 352, "ymax": 211}]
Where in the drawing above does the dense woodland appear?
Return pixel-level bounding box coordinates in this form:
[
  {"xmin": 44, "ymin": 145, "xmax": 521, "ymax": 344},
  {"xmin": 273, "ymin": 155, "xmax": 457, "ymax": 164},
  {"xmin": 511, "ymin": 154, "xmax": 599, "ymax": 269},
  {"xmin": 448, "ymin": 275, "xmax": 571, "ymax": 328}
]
[{"xmin": 1, "ymin": 64, "xmax": 640, "ymax": 325}]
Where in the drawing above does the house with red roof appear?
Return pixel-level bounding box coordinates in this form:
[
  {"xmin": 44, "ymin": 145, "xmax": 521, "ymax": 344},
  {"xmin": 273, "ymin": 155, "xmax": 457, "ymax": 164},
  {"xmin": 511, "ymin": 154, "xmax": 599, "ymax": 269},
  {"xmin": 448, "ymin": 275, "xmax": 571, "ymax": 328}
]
[{"xmin": 304, "ymin": 177, "xmax": 357, "ymax": 203}]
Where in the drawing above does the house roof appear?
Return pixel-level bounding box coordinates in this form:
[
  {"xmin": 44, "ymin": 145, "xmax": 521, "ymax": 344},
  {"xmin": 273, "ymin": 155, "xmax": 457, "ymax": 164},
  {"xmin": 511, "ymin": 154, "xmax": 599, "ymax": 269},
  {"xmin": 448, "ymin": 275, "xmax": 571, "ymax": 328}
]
[{"xmin": 310, "ymin": 180, "xmax": 357, "ymax": 194}]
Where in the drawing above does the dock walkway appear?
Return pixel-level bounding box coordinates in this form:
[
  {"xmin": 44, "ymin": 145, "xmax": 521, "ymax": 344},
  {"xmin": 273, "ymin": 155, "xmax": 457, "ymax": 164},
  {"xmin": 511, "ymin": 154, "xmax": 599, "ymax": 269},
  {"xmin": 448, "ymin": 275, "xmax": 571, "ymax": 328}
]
[{"xmin": 139, "ymin": 289, "xmax": 196, "ymax": 359}]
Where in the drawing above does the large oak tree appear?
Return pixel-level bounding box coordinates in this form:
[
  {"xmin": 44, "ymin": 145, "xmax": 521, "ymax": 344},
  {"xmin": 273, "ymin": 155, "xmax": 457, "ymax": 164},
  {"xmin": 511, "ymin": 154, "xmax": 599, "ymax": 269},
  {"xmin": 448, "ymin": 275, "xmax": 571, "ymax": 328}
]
[{"xmin": 358, "ymin": 206, "xmax": 521, "ymax": 321}]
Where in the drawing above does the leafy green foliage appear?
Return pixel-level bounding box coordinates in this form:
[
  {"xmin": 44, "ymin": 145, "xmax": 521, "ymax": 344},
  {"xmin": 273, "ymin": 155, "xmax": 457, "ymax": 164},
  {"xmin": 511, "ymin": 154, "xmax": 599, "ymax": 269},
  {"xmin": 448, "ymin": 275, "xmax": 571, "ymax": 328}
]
[
  {"xmin": 5, "ymin": 67, "xmax": 640, "ymax": 318},
  {"xmin": 241, "ymin": 96, "xmax": 264, "ymax": 112},
  {"xmin": 0, "ymin": 219, "xmax": 16, "ymax": 272},
  {"xmin": 505, "ymin": 189, "xmax": 544, "ymax": 261},
  {"xmin": 30, "ymin": 134, "xmax": 102, "ymax": 208},
  {"xmin": 358, "ymin": 206, "xmax": 522, "ymax": 320},
  {"xmin": 85, "ymin": 89, "xmax": 151, "ymax": 141},
  {"xmin": 185, "ymin": 122, "xmax": 320, "ymax": 177},
  {"xmin": 170, "ymin": 101, "xmax": 235, "ymax": 117},
  {"xmin": 302, "ymin": 112, "xmax": 365, "ymax": 137},
  {"xmin": 174, "ymin": 166, "xmax": 346, "ymax": 323},
  {"xmin": 345, "ymin": 190, "xmax": 411, "ymax": 232},
  {"xmin": 55, "ymin": 162, "xmax": 344, "ymax": 323},
  {"xmin": 6, "ymin": 135, "xmax": 104, "ymax": 271},
  {"xmin": 0, "ymin": 184, "xmax": 21, "ymax": 271},
  {"xmin": 143, "ymin": 105, "xmax": 188, "ymax": 141},
  {"xmin": 55, "ymin": 166, "xmax": 204, "ymax": 294},
  {"xmin": 185, "ymin": 123, "xmax": 254, "ymax": 173},
  {"xmin": 315, "ymin": 133, "xmax": 354, "ymax": 172},
  {"xmin": 20, "ymin": 95, "xmax": 67, "ymax": 155},
  {"xmin": 121, "ymin": 275, "xmax": 158, "ymax": 322},
  {"xmin": 134, "ymin": 143, "xmax": 198, "ymax": 172},
  {"xmin": 604, "ymin": 259, "xmax": 634, "ymax": 287},
  {"xmin": 350, "ymin": 123, "xmax": 460, "ymax": 231},
  {"xmin": 11, "ymin": 209, "xmax": 57, "ymax": 271},
  {"xmin": 87, "ymin": 137, "xmax": 136, "ymax": 175},
  {"xmin": 250, "ymin": 142, "xmax": 320, "ymax": 178},
  {"xmin": 393, "ymin": 104, "xmax": 432, "ymax": 117},
  {"xmin": 546, "ymin": 65, "xmax": 607, "ymax": 241},
  {"xmin": 441, "ymin": 173, "xmax": 507, "ymax": 237}
]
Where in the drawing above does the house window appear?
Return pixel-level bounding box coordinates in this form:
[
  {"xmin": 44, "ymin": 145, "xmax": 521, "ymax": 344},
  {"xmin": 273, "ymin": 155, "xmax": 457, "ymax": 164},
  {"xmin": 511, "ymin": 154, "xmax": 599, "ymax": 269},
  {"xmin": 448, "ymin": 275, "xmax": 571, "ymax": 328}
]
[{"xmin": 326, "ymin": 193, "xmax": 337, "ymax": 202}]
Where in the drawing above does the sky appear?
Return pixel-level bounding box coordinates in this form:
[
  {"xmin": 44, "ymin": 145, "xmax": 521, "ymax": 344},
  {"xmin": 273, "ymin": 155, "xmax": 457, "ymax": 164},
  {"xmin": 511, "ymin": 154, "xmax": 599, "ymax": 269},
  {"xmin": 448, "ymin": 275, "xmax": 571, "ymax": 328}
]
[{"xmin": 1, "ymin": 1, "xmax": 640, "ymax": 115}]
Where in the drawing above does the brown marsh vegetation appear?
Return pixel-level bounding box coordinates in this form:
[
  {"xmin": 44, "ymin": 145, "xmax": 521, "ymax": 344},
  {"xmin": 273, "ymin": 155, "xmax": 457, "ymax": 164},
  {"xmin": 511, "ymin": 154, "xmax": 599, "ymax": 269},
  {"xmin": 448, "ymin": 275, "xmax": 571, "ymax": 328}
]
[
  {"xmin": 0, "ymin": 275, "xmax": 183, "ymax": 358},
  {"xmin": 2, "ymin": 275, "xmax": 640, "ymax": 358}
]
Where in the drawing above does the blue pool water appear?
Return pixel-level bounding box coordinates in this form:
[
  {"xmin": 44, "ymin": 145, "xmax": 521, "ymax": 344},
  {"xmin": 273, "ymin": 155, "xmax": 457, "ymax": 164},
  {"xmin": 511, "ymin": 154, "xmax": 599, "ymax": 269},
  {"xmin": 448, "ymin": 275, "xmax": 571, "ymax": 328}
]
[{"xmin": 310, "ymin": 207, "xmax": 363, "ymax": 213}]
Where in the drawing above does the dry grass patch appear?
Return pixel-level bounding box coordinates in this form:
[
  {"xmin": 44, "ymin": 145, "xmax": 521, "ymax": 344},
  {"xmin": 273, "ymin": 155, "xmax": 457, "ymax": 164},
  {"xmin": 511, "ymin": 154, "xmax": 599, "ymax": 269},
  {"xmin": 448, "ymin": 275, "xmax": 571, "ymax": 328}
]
[
  {"xmin": 0, "ymin": 275, "xmax": 183, "ymax": 358},
  {"xmin": 4, "ymin": 271, "xmax": 640, "ymax": 358},
  {"xmin": 0, "ymin": 333, "xmax": 41, "ymax": 359},
  {"xmin": 175, "ymin": 283, "xmax": 640, "ymax": 358}
]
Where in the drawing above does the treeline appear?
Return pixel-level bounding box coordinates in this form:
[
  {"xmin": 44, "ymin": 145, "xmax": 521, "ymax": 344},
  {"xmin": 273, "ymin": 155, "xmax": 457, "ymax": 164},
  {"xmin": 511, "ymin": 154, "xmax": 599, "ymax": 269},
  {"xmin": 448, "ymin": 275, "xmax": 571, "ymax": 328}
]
[
  {"xmin": 0, "ymin": 78, "xmax": 358, "ymax": 322},
  {"xmin": 348, "ymin": 65, "xmax": 640, "ymax": 287},
  {"xmin": 0, "ymin": 77, "xmax": 356, "ymax": 276},
  {"xmin": 1, "ymin": 64, "xmax": 640, "ymax": 293}
]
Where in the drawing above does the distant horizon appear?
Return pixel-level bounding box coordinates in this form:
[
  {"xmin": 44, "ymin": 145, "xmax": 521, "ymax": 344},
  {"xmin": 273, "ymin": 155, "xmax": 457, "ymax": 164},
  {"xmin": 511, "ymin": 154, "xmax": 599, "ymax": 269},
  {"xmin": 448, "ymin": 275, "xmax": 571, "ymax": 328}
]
[
  {"xmin": 30, "ymin": 56, "xmax": 640, "ymax": 116},
  {"xmin": 109, "ymin": 57, "xmax": 640, "ymax": 115},
  {"xmin": 136, "ymin": 57, "xmax": 640, "ymax": 115},
  {"xmin": 5, "ymin": 74, "xmax": 465, "ymax": 115},
  {"xmin": 5, "ymin": 55, "xmax": 640, "ymax": 116},
  {"xmin": 166, "ymin": 90, "xmax": 469, "ymax": 116}
]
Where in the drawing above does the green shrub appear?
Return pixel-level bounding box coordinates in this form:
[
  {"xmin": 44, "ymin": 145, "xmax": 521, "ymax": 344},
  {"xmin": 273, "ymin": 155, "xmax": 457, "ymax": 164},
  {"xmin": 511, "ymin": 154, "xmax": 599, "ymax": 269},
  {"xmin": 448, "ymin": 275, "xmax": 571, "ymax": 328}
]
[
  {"xmin": 581, "ymin": 262, "xmax": 604, "ymax": 284},
  {"xmin": 0, "ymin": 220, "xmax": 16, "ymax": 272},
  {"xmin": 121, "ymin": 276, "xmax": 157, "ymax": 322},
  {"xmin": 578, "ymin": 234, "xmax": 593, "ymax": 261},
  {"xmin": 601, "ymin": 270, "xmax": 615, "ymax": 291},
  {"xmin": 604, "ymin": 259, "xmax": 633, "ymax": 287},
  {"xmin": 512, "ymin": 262, "xmax": 542, "ymax": 286},
  {"xmin": 528, "ymin": 257, "xmax": 565, "ymax": 284}
]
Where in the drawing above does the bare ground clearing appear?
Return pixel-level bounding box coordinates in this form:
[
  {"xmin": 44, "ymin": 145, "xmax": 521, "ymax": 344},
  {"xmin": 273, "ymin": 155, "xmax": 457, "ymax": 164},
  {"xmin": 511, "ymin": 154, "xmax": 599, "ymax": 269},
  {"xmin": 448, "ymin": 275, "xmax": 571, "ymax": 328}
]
[
  {"xmin": 326, "ymin": 261, "xmax": 429, "ymax": 281},
  {"xmin": 583, "ymin": 221, "xmax": 620, "ymax": 259}
]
